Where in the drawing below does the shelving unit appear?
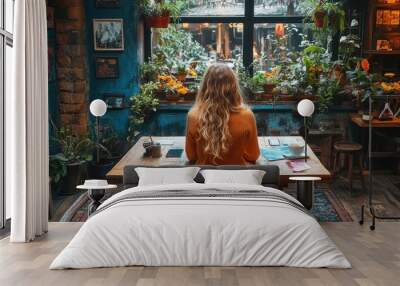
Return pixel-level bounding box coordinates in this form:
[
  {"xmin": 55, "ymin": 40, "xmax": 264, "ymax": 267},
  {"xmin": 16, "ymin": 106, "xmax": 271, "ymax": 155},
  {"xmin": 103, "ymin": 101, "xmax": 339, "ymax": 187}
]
[
  {"xmin": 359, "ymin": 94, "xmax": 400, "ymax": 230},
  {"xmin": 365, "ymin": 0, "xmax": 400, "ymax": 74}
]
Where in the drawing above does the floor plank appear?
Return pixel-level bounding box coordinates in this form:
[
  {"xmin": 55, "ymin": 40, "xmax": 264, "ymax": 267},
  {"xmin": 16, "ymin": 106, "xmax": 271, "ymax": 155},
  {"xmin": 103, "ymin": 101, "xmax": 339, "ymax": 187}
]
[{"xmin": 1, "ymin": 222, "xmax": 399, "ymax": 286}]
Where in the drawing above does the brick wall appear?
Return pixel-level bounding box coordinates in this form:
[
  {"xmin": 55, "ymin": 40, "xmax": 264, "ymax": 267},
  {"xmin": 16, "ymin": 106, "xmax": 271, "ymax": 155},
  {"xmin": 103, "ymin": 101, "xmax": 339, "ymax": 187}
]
[{"xmin": 55, "ymin": 0, "xmax": 88, "ymax": 135}]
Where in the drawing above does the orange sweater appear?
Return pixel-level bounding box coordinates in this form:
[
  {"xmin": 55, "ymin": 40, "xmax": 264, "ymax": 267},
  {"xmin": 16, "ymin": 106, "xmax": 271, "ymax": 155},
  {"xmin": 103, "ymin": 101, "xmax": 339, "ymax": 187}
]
[{"xmin": 185, "ymin": 108, "xmax": 260, "ymax": 165}]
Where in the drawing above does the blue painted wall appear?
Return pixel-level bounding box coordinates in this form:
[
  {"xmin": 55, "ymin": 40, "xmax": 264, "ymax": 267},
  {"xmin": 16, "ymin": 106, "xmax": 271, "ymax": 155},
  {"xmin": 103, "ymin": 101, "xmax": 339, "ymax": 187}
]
[{"xmin": 84, "ymin": 0, "xmax": 139, "ymax": 136}]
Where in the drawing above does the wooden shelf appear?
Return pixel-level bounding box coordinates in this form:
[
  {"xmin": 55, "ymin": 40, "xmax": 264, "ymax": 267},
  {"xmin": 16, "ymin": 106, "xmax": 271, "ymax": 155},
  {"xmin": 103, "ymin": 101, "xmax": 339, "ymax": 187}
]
[
  {"xmin": 376, "ymin": 3, "xmax": 400, "ymax": 9},
  {"xmin": 365, "ymin": 50, "xmax": 400, "ymax": 55}
]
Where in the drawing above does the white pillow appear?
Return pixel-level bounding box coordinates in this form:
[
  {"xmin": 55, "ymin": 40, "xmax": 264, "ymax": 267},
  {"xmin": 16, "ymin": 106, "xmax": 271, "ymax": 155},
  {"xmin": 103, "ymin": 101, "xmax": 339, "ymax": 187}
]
[
  {"xmin": 135, "ymin": 167, "xmax": 201, "ymax": 186},
  {"xmin": 200, "ymin": 169, "xmax": 266, "ymax": 185}
]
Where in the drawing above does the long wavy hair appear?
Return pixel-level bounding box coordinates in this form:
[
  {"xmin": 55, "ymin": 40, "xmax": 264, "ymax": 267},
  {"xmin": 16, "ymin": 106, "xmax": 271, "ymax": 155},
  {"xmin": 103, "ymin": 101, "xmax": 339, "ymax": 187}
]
[{"xmin": 191, "ymin": 64, "xmax": 245, "ymax": 161}]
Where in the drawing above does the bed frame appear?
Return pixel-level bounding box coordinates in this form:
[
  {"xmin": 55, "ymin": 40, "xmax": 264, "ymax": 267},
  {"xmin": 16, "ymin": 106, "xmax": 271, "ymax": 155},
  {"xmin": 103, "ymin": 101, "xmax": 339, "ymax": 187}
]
[{"xmin": 123, "ymin": 165, "xmax": 280, "ymax": 189}]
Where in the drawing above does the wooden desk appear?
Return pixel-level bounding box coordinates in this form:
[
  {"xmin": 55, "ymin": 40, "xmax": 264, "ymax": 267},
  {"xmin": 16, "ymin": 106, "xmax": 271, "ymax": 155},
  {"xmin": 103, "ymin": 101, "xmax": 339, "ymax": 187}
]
[
  {"xmin": 350, "ymin": 113, "xmax": 400, "ymax": 128},
  {"xmin": 350, "ymin": 114, "xmax": 400, "ymax": 168},
  {"xmin": 107, "ymin": 136, "xmax": 331, "ymax": 187}
]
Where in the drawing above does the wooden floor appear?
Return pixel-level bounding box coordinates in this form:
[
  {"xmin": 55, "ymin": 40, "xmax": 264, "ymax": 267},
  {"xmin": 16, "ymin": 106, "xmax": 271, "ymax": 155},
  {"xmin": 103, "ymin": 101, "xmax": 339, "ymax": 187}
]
[{"xmin": 0, "ymin": 222, "xmax": 399, "ymax": 286}]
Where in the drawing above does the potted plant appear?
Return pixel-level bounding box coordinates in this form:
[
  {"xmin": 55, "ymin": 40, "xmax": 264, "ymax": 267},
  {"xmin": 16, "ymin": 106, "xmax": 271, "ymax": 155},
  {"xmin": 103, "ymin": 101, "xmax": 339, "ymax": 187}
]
[
  {"xmin": 316, "ymin": 75, "xmax": 340, "ymax": 113},
  {"xmin": 140, "ymin": 61, "xmax": 162, "ymax": 82},
  {"xmin": 88, "ymin": 125, "xmax": 126, "ymax": 179},
  {"xmin": 175, "ymin": 63, "xmax": 187, "ymax": 82},
  {"xmin": 312, "ymin": 3, "xmax": 327, "ymax": 28},
  {"xmin": 307, "ymin": 1, "xmax": 345, "ymax": 32},
  {"xmin": 138, "ymin": 0, "xmax": 185, "ymax": 28},
  {"xmin": 128, "ymin": 82, "xmax": 160, "ymax": 143},
  {"xmin": 158, "ymin": 74, "xmax": 189, "ymax": 101},
  {"xmin": 264, "ymin": 68, "xmax": 280, "ymax": 94},
  {"xmin": 347, "ymin": 62, "xmax": 382, "ymax": 121},
  {"xmin": 50, "ymin": 126, "xmax": 95, "ymax": 195}
]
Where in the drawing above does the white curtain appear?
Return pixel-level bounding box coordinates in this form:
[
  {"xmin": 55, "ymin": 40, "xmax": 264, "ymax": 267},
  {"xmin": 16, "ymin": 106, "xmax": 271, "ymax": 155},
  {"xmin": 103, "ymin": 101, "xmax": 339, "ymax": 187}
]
[{"xmin": 7, "ymin": 0, "xmax": 49, "ymax": 242}]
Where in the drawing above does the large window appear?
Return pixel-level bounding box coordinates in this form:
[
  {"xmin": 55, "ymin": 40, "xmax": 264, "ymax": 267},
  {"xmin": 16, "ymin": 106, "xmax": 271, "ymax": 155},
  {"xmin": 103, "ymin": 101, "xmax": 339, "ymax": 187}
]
[
  {"xmin": 149, "ymin": 0, "xmax": 307, "ymax": 69},
  {"xmin": 1, "ymin": 0, "xmax": 14, "ymax": 229}
]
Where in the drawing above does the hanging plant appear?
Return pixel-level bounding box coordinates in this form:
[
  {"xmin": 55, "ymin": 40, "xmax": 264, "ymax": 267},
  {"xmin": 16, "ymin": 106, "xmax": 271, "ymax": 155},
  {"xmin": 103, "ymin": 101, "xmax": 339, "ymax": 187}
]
[
  {"xmin": 313, "ymin": 7, "xmax": 326, "ymax": 28},
  {"xmin": 306, "ymin": 0, "xmax": 345, "ymax": 33},
  {"xmin": 138, "ymin": 0, "xmax": 186, "ymax": 29}
]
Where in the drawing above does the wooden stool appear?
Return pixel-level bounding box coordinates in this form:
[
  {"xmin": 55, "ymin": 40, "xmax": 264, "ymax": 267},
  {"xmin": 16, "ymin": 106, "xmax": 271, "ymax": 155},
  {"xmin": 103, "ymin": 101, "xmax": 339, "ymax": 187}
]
[{"xmin": 333, "ymin": 142, "xmax": 366, "ymax": 194}]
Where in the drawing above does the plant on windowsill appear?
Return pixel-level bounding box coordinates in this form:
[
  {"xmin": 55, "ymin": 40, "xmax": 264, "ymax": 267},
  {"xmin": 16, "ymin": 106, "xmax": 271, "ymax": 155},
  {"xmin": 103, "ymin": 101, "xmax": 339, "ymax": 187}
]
[
  {"xmin": 138, "ymin": 0, "xmax": 186, "ymax": 28},
  {"xmin": 347, "ymin": 59, "xmax": 383, "ymax": 121},
  {"xmin": 128, "ymin": 82, "xmax": 160, "ymax": 144},
  {"xmin": 158, "ymin": 74, "xmax": 189, "ymax": 101},
  {"xmin": 50, "ymin": 124, "xmax": 95, "ymax": 195},
  {"xmin": 175, "ymin": 63, "xmax": 187, "ymax": 82}
]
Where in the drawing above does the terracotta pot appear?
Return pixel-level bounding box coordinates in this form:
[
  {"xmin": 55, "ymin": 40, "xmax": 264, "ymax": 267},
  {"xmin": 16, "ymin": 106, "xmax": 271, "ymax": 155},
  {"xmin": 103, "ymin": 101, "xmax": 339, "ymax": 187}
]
[
  {"xmin": 254, "ymin": 92, "xmax": 273, "ymax": 101},
  {"xmin": 166, "ymin": 92, "xmax": 181, "ymax": 102},
  {"xmin": 145, "ymin": 15, "xmax": 170, "ymax": 28},
  {"xmin": 263, "ymin": 83, "xmax": 276, "ymax": 94},
  {"xmin": 313, "ymin": 10, "xmax": 326, "ymax": 28},
  {"xmin": 176, "ymin": 73, "xmax": 186, "ymax": 82}
]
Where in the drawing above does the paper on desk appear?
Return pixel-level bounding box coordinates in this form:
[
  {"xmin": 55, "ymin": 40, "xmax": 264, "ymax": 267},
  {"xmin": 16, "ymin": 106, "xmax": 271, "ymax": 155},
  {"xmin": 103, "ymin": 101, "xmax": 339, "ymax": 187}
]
[{"xmin": 287, "ymin": 160, "xmax": 311, "ymax": 172}]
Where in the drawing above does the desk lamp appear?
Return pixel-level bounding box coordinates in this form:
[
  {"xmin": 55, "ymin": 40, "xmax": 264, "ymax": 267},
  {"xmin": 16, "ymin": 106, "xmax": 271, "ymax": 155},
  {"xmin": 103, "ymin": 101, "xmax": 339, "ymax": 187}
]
[
  {"xmin": 90, "ymin": 99, "xmax": 107, "ymax": 164},
  {"xmin": 297, "ymin": 99, "xmax": 315, "ymax": 162}
]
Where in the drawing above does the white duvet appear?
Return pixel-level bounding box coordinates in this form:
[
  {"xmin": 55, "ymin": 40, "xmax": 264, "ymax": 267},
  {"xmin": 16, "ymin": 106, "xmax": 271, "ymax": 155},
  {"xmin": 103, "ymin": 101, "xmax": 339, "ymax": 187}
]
[{"xmin": 50, "ymin": 183, "xmax": 351, "ymax": 269}]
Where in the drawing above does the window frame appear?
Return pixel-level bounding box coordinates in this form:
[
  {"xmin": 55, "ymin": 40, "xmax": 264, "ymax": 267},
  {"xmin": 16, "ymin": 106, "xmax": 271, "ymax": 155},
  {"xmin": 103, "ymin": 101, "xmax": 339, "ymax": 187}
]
[
  {"xmin": 0, "ymin": 0, "xmax": 13, "ymax": 229},
  {"xmin": 144, "ymin": 0, "xmax": 305, "ymax": 70}
]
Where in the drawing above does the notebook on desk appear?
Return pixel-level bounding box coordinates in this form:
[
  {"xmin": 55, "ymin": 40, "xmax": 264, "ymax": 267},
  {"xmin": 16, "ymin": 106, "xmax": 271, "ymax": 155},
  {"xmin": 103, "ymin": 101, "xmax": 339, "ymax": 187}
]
[{"xmin": 261, "ymin": 146, "xmax": 307, "ymax": 161}]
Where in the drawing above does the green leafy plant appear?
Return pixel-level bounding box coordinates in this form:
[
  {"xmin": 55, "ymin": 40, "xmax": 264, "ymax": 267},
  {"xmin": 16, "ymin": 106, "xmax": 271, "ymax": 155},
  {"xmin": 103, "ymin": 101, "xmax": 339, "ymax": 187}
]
[
  {"xmin": 49, "ymin": 155, "xmax": 68, "ymax": 184},
  {"xmin": 49, "ymin": 125, "xmax": 95, "ymax": 184},
  {"xmin": 176, "ymin": 63, "xmax": 186, "ymax": 75},
  {"xmin": 304, "ymin": 0, "xmax": 345, "ymax": 33},
  {"xmin": 347, "ymin": 69, "xmax": 382, "ymax": 103},
  {"xmin": 51, "ymin": 127, "xmax": 94, "ymax": 164},
  {"xmin": 138, "ymin": 0, "xmax": 186, "ymax": 19},
  {"xmin": 316, "ymin": 76, "xmax": 341, "ymax": 112},
  {"xmin": 250, "ymin": 72, "xmax": 268, "ymax": 92},
  {"xmin": 338, "ymin": 34, "xmax": 362, "ymax": 70},
  {"xmin": 152, "ymin": 26, "xmax": 208, "ymax": 72},
  {"xmin": 128, "ymin": 82, "xmax": 160, "ymax": 143},
  {"xmin": 140, "ymin": 61, "xmax": 163, "ymax": 82}
]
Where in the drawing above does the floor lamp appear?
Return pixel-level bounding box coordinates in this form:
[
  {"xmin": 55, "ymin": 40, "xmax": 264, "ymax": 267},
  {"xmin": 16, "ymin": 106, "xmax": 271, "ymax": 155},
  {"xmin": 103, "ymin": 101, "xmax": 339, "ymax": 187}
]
[
  {"xmin": 297, "ymin": 99, "xmax": 315, "ymax": 162},
  {"xmin": 89, "ymin": 99, "xmax": 107, "ymax": 164}
]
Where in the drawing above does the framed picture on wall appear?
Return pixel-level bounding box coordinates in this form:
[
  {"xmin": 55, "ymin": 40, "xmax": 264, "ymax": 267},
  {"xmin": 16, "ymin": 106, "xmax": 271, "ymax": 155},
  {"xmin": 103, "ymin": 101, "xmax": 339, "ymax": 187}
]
[
  {"xmin": 377, "ymin": 40, "xmax": 392, "ymax": 51},
  {"xmin": 93, "ymin": 19, "xmax": 124, "ymax": 51},
  {"xmin": 104, "ymin": 94, "xmax": 126, "ymax": 109},
  {"xmin": 95, "ymin": 57, "xmax": 119, "ymax": 78},
  {"xmin": 95, "ymin": 0, "xmax": 121, "ymax": 8}
]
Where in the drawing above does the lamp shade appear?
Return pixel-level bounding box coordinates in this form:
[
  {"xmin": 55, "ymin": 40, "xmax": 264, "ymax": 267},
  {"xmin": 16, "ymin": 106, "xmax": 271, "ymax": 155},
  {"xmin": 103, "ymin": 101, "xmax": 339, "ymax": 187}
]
[
  {"xmin": 90, "ymin": 99, "xmax": 107, "ymax": 117},
  {"xmin": 297, "ymin": 99, "xmax": 315, "ymax": 117}
]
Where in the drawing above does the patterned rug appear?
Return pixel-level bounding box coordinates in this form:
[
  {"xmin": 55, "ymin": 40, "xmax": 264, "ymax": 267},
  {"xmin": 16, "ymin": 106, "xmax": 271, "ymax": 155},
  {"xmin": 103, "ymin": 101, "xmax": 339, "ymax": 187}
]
[{"xmin": 62, "ymin": 184, "xmax": 352, "ymax": 222}]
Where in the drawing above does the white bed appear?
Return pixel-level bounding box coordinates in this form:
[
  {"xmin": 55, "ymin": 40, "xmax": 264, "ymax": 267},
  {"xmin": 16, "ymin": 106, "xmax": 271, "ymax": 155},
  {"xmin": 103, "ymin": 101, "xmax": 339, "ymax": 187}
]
[{"xmin": 50, "ymin": 183, "xmax": 351, "ymax": 269}]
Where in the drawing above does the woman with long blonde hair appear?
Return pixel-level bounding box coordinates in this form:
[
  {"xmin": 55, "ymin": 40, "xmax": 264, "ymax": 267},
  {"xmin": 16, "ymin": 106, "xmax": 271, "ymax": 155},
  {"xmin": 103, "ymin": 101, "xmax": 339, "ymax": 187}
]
[{"xmin": 185, "ymin": 64, "xmax": 260, "ymax": 165}]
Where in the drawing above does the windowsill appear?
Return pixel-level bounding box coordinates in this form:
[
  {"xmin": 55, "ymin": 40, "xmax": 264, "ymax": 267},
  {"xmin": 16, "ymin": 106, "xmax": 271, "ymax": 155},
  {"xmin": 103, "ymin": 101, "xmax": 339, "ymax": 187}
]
[{"xmin": 157, "ymin": 100, "xmax": 357, "ymax": 112}]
